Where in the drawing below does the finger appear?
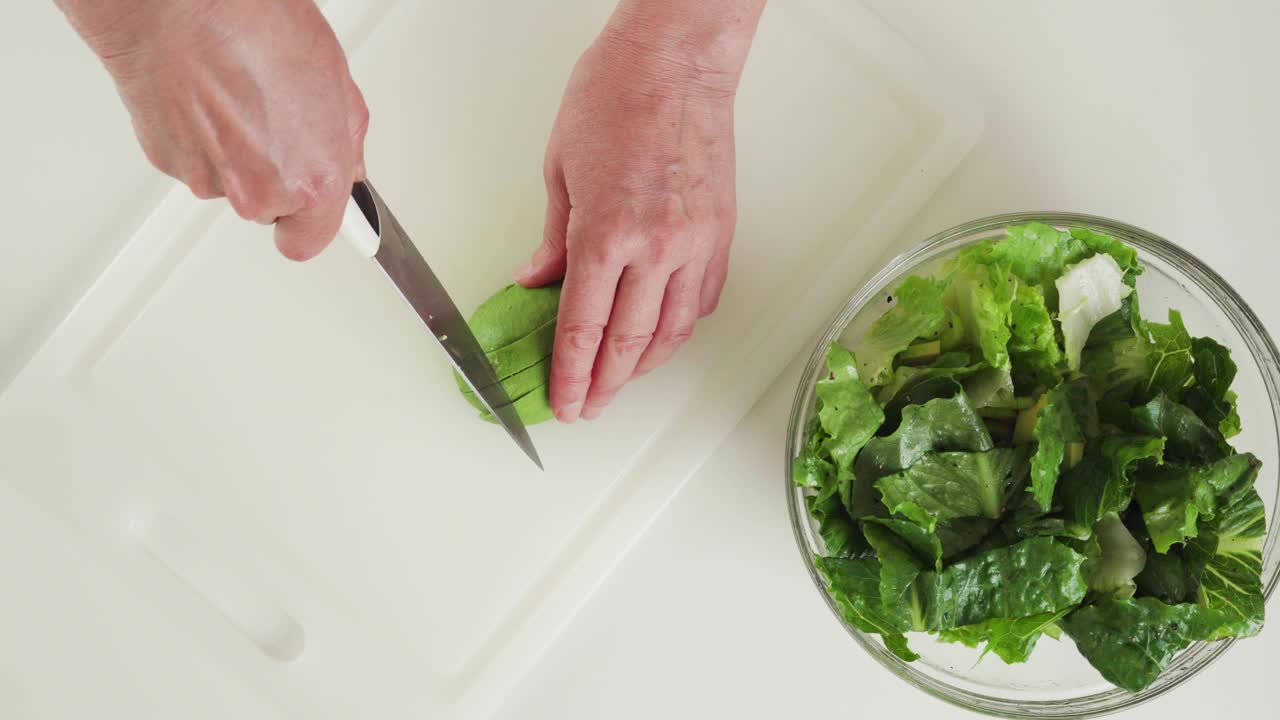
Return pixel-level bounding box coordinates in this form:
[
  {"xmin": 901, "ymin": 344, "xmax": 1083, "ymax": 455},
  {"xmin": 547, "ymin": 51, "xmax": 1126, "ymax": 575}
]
[
  {"xmin": 700, "ymin": 238, "xmax": 732, "ymax": 316},
  {"xmin": 634, "ymin": 261, "xmax": 705, "ymax": 378},
  {"xmin": 345, "ymin": 74, "xmax": 371, "ymax": 181},
  {"xmin": 516, "ymin": 161, "xmax": 570, "ymax": 288},
  {"xmin": 181, "ymin": 157, "xmax": 225, "ymax": 201},
  {"xmin": 273, "ymin": 171, "xmax": 349, "ymax": 262},
  {"xmin": 549, "ymin": 225, "xmax": 624, "ymax": 423},
  {"xmin": 580, "ymin": 266, "xmax": 668, "ymax": 420}
]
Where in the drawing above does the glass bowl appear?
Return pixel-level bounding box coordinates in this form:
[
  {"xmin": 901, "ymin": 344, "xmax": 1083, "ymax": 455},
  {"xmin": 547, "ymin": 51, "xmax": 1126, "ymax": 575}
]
[{"xmin": 785, "ymin": 212, "xmax": 1280, "ymax": 718}]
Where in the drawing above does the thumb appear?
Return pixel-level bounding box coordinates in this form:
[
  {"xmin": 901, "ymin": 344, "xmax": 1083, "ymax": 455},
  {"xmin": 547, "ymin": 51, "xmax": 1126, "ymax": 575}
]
[
  {"xmin": 516, "ymin": 173, "xmax": 570, "ymax": 287},
  {"xmin": 274, "ymin": 178, "xmax": 349, "ymax": 262}
]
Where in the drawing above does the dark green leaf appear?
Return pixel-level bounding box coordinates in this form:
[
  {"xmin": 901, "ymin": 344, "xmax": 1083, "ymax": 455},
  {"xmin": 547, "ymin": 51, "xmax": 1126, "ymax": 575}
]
[
  {"xmin": 863, "ymin": 516, "xmax": 943, "ymax": 571},
  {"xmin": 877, "ymin": 449, "xmax": 1016, "ymax": 524},
  {"xmin": 817, "ymin": 556, "xmax": 918, "ymax": 660},
  {"xmin": 1135, "ymin": 453, "xmax": 1260, "ymax": 552},
  {"xmin": 1185, "ymin": 336, "xmax": 1242, "ymax": 439},
  {"xmin": 850, "ymin": 393, "xmax": 993, "ymax": 517},
  {"xmin": 1108, "ymin": 394, "xmax": 1228, "ymax": 464},
  {"xmin": 863, "ymin": 524, "xmax": 929, "ymax": 632},
  {"xmin": 1008, "ymin": 283, "xmax": 1062, "ymax": 392},
  {"xmin": 1135, "ymin": 549, "xmax": 1195, "ymax": 604},
  {"xmin": 1142, "ymin": 310, "xmax": 1195, "ymax": 401},
  {"xmin": 939, "ymin": 609, "xmax": 1071, "ymax": 664},
  {"xmin": 1062, "ymin": 598, "xmax": 1229, "ymax": 692},
  {"xmin": 924, "ymin": 537, "xmax": 1088, "ymax": 631},
  {"xmin": 1030, "ymin": 379, "xmax": 1094, "ymax": 511},
  {"xmin": 1060, "ymin": 435, "xmax": 1166, "ymax": 531}
]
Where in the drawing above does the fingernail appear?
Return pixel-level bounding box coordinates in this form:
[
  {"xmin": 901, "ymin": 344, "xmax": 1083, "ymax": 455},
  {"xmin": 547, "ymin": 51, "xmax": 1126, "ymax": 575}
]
[
  {"xmin": 580, "ymin": 404, "xmax": 602, "ymax": 421},
  {"xmin": 556, "ymin": 402, "xmax": 582, "ymax": 423}
]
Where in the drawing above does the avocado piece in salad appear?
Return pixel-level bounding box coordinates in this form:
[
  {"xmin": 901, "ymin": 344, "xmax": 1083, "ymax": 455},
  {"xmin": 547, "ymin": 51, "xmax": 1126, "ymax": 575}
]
[{"xmin": 794, "ymin": 222, "xmax": 1266, "ymax": 692}]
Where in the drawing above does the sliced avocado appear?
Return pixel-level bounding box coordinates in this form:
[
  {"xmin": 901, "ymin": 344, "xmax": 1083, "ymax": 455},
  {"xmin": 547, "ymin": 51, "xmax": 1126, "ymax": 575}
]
[
  {"xmin": 900, "ymin": 340, "xmax": 942, "ymax": 366},
  {"xmin": 1066, "ymin": 442, "xmax": 1086, "ymax": 468},
  {"xmin": 460, "ymin": 355, "xmax": 552, "ymax": 410},
  {"xmin": 457, "ymin": 283, "xmax": 561, "ymax": 426},
  {"xmin": 1013, "ymin": 393, "xmax": 1049, "ymax": 446},
  {"xmin": 479, "ymin": 383, "xmax": 555, "ymax": 425}
]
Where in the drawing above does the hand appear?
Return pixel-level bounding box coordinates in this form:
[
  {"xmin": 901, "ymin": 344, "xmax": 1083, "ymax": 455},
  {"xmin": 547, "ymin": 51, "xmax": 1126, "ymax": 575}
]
[
  {"xmin": 56, "ymin": 0, "xmax": 368, "ymax": 261},
  {"xmin": 516, "ymin": 1, "xmax": 764, "ymax": 423}
]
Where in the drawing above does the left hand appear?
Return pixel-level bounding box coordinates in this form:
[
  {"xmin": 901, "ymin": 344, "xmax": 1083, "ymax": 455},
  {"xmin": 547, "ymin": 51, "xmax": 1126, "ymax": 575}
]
[{"xmin": 515, "ymin": 13, "xmax": 754, "ymax": 423}]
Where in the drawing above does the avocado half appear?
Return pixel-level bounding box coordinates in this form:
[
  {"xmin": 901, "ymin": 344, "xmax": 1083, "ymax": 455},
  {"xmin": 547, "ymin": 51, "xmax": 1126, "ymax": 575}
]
[{"xmin": 454, "ymin": 283, "xmax": 560, "ymax": 425}]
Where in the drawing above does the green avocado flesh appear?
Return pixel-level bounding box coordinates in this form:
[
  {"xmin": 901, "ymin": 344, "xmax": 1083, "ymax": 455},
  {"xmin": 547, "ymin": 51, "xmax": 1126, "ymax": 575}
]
[{"xmin": 454, "ymin": 283, "xmax": 560, "ymax": 425}]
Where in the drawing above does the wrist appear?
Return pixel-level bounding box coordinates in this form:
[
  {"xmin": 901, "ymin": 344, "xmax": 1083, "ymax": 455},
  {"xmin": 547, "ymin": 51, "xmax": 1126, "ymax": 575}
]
[{"xmin": 599, "ymin": 0, "xmax": 766, "ymax": 95}]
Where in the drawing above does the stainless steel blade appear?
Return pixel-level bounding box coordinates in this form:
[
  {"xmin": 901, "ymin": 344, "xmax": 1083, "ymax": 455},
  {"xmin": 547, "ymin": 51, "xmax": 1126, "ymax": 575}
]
[{"xmin": 350, "ymin": 181, "xmax": 543, "ymax": 469}]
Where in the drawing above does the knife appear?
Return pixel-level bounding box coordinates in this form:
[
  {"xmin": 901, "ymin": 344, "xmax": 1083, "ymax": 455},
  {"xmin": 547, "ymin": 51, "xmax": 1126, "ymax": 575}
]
[{"xmin": 340, "ymin": 180, "xmax": 543, "ymax": 470}]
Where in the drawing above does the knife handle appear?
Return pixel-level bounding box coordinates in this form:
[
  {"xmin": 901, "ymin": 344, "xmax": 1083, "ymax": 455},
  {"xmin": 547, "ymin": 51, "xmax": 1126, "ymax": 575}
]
[{"xmin": 342, "ymin": 195, "xmax": 381, "ymax": 258}]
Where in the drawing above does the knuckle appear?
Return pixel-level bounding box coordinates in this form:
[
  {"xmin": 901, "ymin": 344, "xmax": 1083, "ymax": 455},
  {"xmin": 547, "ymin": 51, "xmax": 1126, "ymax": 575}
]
[
  {"xmin": 293, "ymin": 167, "xmax": 346, "ymax": 208},
  {"xmin": 656, "ymin": 325, "xmax": 694, "ymax": 347},
  {"xmin": 607, "ymin": 332, "xmax": 654, "ymax": 356},
  {"xmin": 350, "ymin": 102, "xmax": 371, "ymax": 141},
  {"xmin": 560, "ymin": 323, "xmax": 605, "ymax": 352}
]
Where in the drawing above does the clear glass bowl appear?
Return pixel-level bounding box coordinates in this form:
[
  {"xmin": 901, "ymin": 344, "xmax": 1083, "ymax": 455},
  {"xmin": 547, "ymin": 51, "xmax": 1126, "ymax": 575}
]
[{"xmin": 786, "ymin": 212, "xmax": 1280, "ymax": 718}]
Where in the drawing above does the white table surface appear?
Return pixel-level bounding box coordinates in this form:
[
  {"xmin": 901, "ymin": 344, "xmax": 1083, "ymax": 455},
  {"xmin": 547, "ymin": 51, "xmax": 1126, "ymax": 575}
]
[
  {"xmin": 3, "ymin": 2, "xmax": 1278, "ymax": 719},
  {"xmin": 490, "ymin": 2, "xmax": 1280, "ymax": 718}
]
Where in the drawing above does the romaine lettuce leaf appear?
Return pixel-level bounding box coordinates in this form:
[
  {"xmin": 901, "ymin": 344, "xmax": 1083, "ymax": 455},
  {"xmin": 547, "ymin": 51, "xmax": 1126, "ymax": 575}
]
[
  {"xmin": 944, "ymin": 254, "xmax": 1016, "ymax": 370},
  {"xmin": 1059, "ymin": 435, "xmax": 1166, "ymax": 532},
  {"xmin": 1185, "ymin": 336, "xmax": 1242, "ymax": 439},
  {"xmin": 817, "ymin": 343, "xmax": 885, "ymax": 470},
  {"xmin": 1141, "ymin": 310, "xmax": 1195, "ymax": 401},
  {"xmin": 849, "ymin": 393, "xmax": 993, "ymax": 517},
  {"xmin": 862, "ymin": 516, "xmax": 944, "ymax": 571},
  {"xmin": 1008, "ymin": 283, "xmax": 1062, "ymax": 392},
  {"xmin": 1062, "ymin": 598, "xmax": 1229, "ymax": 692},
  {"xmin": 816, "ymin": 555, "xmax": 919, "ymax": 661},
  {"xmin": 876, "ymin": 449, "xmax": 1016, "ymax": 525},
  {"xmin": 1106, "ymin": 394, "xmax": 1228, "ymax": 464},
  {"xmin": 856, "ymin": 276, "xmax": 948, "ymax": 387},
  {"xmin": 924, "ymin": 537, "xmax": 1088, "ymax": 631},
  {"xmin": 863, "ymin": 524, "xmax": 929, "ymax": 632},
  {"xmin": 1057, "ymin": 254, "xmax": 1134, "ymax": 371},
  {"xmin": 1134, "ymin": 453, "xmax": 1260, "ymax": 552},
  {"xmin": 1029, "ymin": 379, "xmax": 1095, "ymax": 511},
  {"xmin": 939, "ymin": 609, "xmax": 1071, "ymax": 664},
  {"xmin": 1183, "ymin": 454, "xmax": 1265, "ymax": 638}
]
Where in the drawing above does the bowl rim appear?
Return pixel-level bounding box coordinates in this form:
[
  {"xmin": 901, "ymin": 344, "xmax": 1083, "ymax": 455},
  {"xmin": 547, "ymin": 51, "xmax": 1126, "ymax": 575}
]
[{"xmin": 785, "ymin": 211, "xmax": 1280, "ymax": 719}]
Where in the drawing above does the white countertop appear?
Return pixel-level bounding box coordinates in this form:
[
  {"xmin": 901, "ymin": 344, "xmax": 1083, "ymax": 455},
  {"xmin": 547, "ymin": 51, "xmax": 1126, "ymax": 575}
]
[
  {"xmin": 3, "ymin": 2, "xmax": 1278, "ymax": 719},
  {"xmin": 490, "ymin": 2, "xmax": 1280, "ymax": 718}
]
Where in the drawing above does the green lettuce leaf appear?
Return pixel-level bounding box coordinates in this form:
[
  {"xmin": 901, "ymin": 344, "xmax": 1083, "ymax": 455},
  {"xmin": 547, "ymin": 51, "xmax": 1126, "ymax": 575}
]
[
  {"xmin": 1135, "ymin": 547, "xmax": 1196, "ymax": 604},
  {"xmin": 939, "ymin": 609, "xmax": 1071, "ymax": 664},
  {"xmin": 816, "ymin": 556, "xmax": 919, "ymax": 661},
  {"xmin": 1185, "ymin": 336, "xmax": 1242, "ymax": 439},
  {"xmin": 1141, "ymin": 310, "xmax": 1195, "ymax": 401},
  {"xmin": 1082, "ymin": 334, "xmax": 1151, "ymax": 402},
  {"xmin": 1183, "ymin": 454, "xmax": 1266, "ymax": 638},
  {"xmin": 1107, "ymin": 394, "xmax": 1228, "ymax": 464},
  {"xmin": 1062, "ymin": 598, "xmax": 1229, "ymax": 692},
  {"xmin": 1060, "ymin": 435, "xmax": 1166, "ymax": 532},
  {"xmin": 1135, "ymin": 453, "xmax": 1261, "ymax": 553},
  {"xmin": 1068, "ymin": 227, "xmax": 1141, "ymax": 282},
  {"xmin": 1029, "ymin": 379, "xmax": 1094, "ymax": 511},
  {"xmin": 856, "ymin": 276, "xmax": 949, "ymax": 387},
  {"xmin": 817, "ymin": 343, "xmax": 886, "ymax": 470},
  {"xmin": 863, "ymin": 524, "xmax": 929, "ymax": 632},
  {"xmin": 863, "ymin": 516, "xmax": 944, "ymax": 571},
  {"xmin": 924, "ymin": 537, "xmax": 1088, "ymax": 631},
  {"xmin": 1008, "ymin": 283, "xmax": 1063, "ymax": 392},
  {"xmin": 944, "ymin": 254, "xmax": 1016, "ymax": 370},
  {"xmin": 850, "ymin": 393, "xmax": 993, "ymax": 517},
  {"xmin": 876, "ymin": 449, "xmax": 1016, "ymax": 525}
]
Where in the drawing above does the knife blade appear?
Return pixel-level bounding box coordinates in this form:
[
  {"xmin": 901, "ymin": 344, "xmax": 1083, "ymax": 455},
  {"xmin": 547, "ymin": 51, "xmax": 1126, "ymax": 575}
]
[{"xmin": 341, "ymin": 180, "xmax": 543, "ymax": 469}]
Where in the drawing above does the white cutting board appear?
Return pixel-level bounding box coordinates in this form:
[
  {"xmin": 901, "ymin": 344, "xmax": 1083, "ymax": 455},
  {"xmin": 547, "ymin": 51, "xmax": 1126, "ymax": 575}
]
[{"xmin": 0, "ymin": 1, "xmax": 980, "ymax": 717}]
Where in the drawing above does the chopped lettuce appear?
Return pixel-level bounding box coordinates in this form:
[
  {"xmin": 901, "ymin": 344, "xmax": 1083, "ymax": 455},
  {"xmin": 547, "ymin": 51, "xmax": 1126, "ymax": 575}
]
[
  {"xmin": 797, "ymin": 222, "xmax": 1266, "ymax": 692},
  {"xmin": 856, "ymin": 276, "xmax": 948, "ymax": 387}
]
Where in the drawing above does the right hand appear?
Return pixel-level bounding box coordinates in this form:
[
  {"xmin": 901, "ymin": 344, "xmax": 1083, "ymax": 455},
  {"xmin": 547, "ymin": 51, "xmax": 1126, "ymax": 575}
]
[{"xmin": 57, "ymin": 0, "xmax": 368, "ymax": 261}]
